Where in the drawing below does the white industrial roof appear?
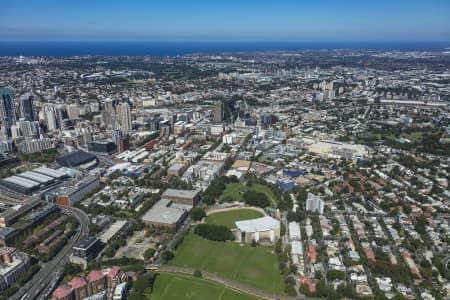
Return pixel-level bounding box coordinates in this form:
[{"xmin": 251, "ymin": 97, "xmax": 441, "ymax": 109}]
[
  {"xmin": 33, "ymin": 167, "xmax": 66, "ymax": 179},
  {"xmin": 291, "ymin": 240, "xmax": 303, "ymax": 255},
  {"xmin": 99, "ymin": 220, "xmax": 127, "ymax": 243},
  {"xmin": 18, "ymin": 171, "xmax": 54, "ymax": 184},
  {"xmin": 162, "ymin": 188, "xmax": 199, "ymax": 199},
  {"xmin": 108, "ymin": 162, "xmax": 132, "ymax": 172},
  {"xmin": 4, "ymin": 176, "xmax": 40, "ymax": 188},
  {"xmin": 142, "ymin": 198, "xmax": 191, "ymax": 225},
  {"xmin": 235, "ymin": 216, "xmax": 280, "ymax": 233},
  {"xmin": 288, "ymin": 221, "xmax": 301, "ymax": 241}
]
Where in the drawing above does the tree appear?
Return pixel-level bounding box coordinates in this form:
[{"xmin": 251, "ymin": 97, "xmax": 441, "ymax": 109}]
[
  {"xmin": 143, "ymin": 248, "xmax": 156, "ymax": 261},
  {"xmin": 299, "ymin": 283, "xmax": 310, "ymax": 296},
  {"xmin": 191, "ymin": 207, "xmax": 206, "ymax": 221},
  {"xmin": 88, "ymin": 223, "xmax": 100, "ymax": 235},
  {"xmin": 414, "ymin": 216, "xmax": 427, "ymax": 235},
  {"xmin": 285, "ymin": 283, "xmax": 297, "ymax": 296},
  {"xmin": 62, "ymin": 263, "xmax": 82, "ymax": 277},
  {"xmin": 243, "ymin": 190, "xmax": 270, "ymax": 208},
  {"xmin": 202, "ymin": 194, "xmax": 215, "ymax": 205},
  {"xmin": 194, "ymin": 224, "xmax": 232, "ymax": 241},
  {"xmin": 133, "ymin": 273, "xmax": 157, "ymax": 293},
  {"xmin": 327, "ymin": 269, "xmax": 346, "ymax": 281},
  {"xmin": 228, "ymin": 175, "xmax": 239, "ymax": 183},
  {"xmin": 161, "ymin": 251, "xmax": 174, "ymax": 263}
]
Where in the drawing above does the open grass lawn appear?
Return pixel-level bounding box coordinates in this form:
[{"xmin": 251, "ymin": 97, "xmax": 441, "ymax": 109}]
[
  {"xmin": 150, "ymin": 273, "xmax": 261, "ymax": 300},
  {"xmin": 369, "ymin": 130, "xmax": 439, "ymax": 144},
  {"xmin": 169, "ymin": 234, "xmax": 285, "ymax": 295},
  {"xmin": 206, "ymin": 209, "xmax": 264, "ymax": 229},
  {"xmin": 223, "ymin": 182, "xmax": 277, "ymax": 205}
]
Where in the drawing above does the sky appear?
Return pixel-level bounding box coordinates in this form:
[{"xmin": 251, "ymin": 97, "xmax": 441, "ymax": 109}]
[{"xmin": 1, "ymin": 0, "xmax": 449, "ymax": 42}]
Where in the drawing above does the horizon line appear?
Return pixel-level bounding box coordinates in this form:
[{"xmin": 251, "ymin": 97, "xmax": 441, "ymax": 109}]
[{"xmin": 1, "ymin": 40, "xmax": 450, "ymax": 44}]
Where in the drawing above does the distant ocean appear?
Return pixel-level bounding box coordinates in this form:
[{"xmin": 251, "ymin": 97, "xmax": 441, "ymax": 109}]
[{"xmin": 0, "ymin": 41, "xmax": 448, "ymax": 57}]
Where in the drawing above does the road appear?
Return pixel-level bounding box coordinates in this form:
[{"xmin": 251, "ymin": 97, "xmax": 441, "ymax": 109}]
[{"xmin": 11, "ymin": 206, "xmax": 90, "ymax": 300}]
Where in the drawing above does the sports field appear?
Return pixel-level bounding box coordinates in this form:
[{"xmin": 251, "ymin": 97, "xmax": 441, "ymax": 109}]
[
  {"xmin": 222, "ymin": 182, "xmax": 277, "ymax": 205},
  {"xmin": 169, "ymin": 234, "xmax": 285, "ymax": 294},
  {"xmin": 206, "ymin": 208, "xmax": 264, "ymax": 229},
  {"xmin": 150, "ymin": 273, "xmax": 261, "ymax": 300}
]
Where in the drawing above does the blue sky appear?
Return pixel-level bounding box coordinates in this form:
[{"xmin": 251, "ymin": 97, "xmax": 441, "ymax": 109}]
[{"xmin": 1, "ymin": 0, "xmax": 449, "ymax": 42}]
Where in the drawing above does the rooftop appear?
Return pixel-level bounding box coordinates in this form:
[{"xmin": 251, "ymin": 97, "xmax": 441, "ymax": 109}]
[
  {"xmin": 52, "ymin": 285, "xmax": 73, "ymax": 298},
  {"xmin": 87, "ymin": 270, "xmax": 105, "ymax": 282},
  {"xmin": 70, "ymin": 277, "xmax": 87, "ymax": 289},
  {"xmin": 74, "ymin": 236, "xmax": 98, "ymax": 250},
  {"xmin": 235, "ymin": 216, "xmax": 280, "ymax": 233},
  {"xmin": 142, "ymin": 198, "xmax": 191, "ymax": 225},
  {"xmin": 56, "ymin": 150, "xmax": 96, "ymax": 167},
  {"xmin": 161, "ymin": 188, "xmax": 200, "ymax": 199}
]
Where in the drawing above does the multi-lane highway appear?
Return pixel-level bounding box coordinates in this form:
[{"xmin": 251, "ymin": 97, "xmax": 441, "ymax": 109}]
[{"xmin": 11, "ymin": 206, "xmax": 90, "ymax": 300}]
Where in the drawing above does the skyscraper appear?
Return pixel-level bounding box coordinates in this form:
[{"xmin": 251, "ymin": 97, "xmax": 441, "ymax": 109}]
[
  {"xmin": 103, "ymin": 98, "xmax": 113, "ymax": 127},
  {"xmin": 19, "ymin": 93, "xmax": 35, "ymax": 121},
  {"xmin": 67, "ymin": 104, "xmax": 80, "ymax": 120},
  {"xmin": 45, "ymin": 105, "xmax": 58, "ymax": 131},
  {"xmin": 17, "ymin": 118, "xmax": 33, "ymax": 138},
  {"xmin": 119, "ymin": 102, "xmax": 132, "ymax": 133},
  {"xmin": 112, "ymin": 129, "xmax": 122, "ymax": 146},
  {"xmin": 213, "ymin": 100, "xmax": 223, "ymax": 124},
  {"xmin": 0, "ymin": 87, "xmax": 17, "ymax": 137}
]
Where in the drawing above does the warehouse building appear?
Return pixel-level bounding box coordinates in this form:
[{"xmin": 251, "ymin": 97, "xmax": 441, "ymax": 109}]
[
  {"xmin": 18, "ymin": 171, "xmax": 55, "ymax": 184},
  {"xmin": 53, "ymin": 176, "xmax": 100, "ymax": 207},
  {"xmin": 161, "ymin": 188, "xmax": 201, "ymax": 206},
  {"xmin": 233, "ymin": 216, "xmax": 280, "ymax": 244},
  {"xmin": 32, "ymin": 167, "xmax": 67, "ymax": 180},
  {"xmin": 0, "ymin": 167, "xmax": 67, "ymax": 195},
  {"xmin": 0, "ymin": 227, "xmax": 18, "ymax": 246},
  {"xmin": 141, "ymin": 199, "xmax": 190, "ymax": 229},
  {"xmin": 56, "ymin": 150, "xmax": 98, "ymax": 169},
  {"xmin": 167, "ymin": 163, "xmax": 186, "ymax": 176},
  {"xmin": 0, "ymin": 176, "xmax": 41, "ymax": 194},
  {"xmin": 99, "ymin": 220, "xmax": 127, "ymax": 244}
]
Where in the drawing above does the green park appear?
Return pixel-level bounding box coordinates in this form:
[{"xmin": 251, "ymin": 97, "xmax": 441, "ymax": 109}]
[
  {"xmin": 205, "ymin": 208, "xmax": 265, "ymax": 229},
  {"xmin": 150, "ymin": 273, "xmax": 261, "ymax": 300}
]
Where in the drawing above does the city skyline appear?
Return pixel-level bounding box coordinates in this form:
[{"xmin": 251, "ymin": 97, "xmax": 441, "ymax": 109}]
[{"xmin": 1, "ymin": 0, "xmax": 450, "ymax": 42}]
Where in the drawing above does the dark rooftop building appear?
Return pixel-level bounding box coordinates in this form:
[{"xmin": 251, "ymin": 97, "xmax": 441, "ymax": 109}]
[
  {"xmin": 56, "ymin": 150, "xmax": 97, "ymax": 169},
  {"xmin": 73, "ymin": 237, "xmax": 103, "ymax": 260},
  {"xmin": 88, "ymin": 140, "xmax": 116, "ymax": 154},
  {"xmin": 0, "ymin": 227, "xmax": 18, "ymax": 246}
]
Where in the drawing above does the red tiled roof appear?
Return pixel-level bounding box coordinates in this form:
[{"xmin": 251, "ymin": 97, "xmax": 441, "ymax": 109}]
[
  {"xmin": 363, "ymin": 248, "xmax": 376, "ymax": 262},
  {"xmin": 108, "ymin": 266, "xmax": 121, "ymax": 278},
  {"xmin": 70, "ymin": 277, "xmax": 87, "ymax": 289},
  {"xmin": 401, "ymin": 251, "xmax": 411, "ymax": 259},
  {"xmin": 88, "ymin": 270, "xmax": 105, "ymax": 282},
  {"xmin": 411, "ymin": 267, "xmax": 420, "ymax": 276},
  {"xmin": 53, "ymin": 285, "xmax": 73, "ymax": 299},
  {"xmin": 308, "ymin": 245, "xmax": 317, "ymax": 263},
  {"xmin": 302, "ymin": 277, "xmax": 316, "ymax": 293}
]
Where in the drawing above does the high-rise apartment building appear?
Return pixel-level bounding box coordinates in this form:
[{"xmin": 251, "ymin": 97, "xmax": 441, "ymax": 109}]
[
  {"xmin": 19, "ymin": 93, "xmax": 35, "ymax": 121},
  {"xmin": 45, "ymin": 105, "xmax": 58, "ymax": 131},
  {"xmin": 67, "ymin": 104, "xmax": 80, "ymax": 120},
  {"xmin": 103, "ymin": 98, "xmax": 113, "ymax": 127},
  {"xmin": 213, "ymin": 100, "xmax": 223, "ymax": 124},
  {"xmin": 118, "ymin": 102, "xmax": 132, "ymax": 133},
  {"xmin": 0, "ymin": 87, "xmax": 17, "ymax": 137},
  {"xmin": 306, "ymin": 193, "xmax": 324, "ymax": 215}
]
